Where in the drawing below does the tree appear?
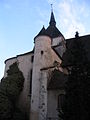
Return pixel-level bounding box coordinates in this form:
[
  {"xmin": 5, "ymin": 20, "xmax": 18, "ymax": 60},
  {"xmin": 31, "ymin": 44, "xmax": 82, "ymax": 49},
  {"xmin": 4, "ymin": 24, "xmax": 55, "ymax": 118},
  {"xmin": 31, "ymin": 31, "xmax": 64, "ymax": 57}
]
[
  {"xmin": 62, "ymin": 37, "xmax": 90, "ymax": 120},
  {"xmin": 0, "ymin": 62, "xmax": 26, "ymax": 120}
]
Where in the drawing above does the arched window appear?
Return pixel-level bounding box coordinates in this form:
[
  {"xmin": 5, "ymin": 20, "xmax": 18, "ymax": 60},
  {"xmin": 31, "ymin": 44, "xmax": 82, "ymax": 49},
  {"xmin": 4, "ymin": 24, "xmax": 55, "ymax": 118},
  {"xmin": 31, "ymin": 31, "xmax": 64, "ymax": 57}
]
[{"xmin": 58, "ymin": 94, "xmax": 65, "ymax": 114}]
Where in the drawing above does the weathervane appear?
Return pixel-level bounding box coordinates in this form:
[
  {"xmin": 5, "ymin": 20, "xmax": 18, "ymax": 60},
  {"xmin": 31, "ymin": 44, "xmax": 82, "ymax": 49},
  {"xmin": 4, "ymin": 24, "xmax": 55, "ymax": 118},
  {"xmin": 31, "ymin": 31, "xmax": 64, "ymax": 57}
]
[{"xmin": 51, "ymin": 4, "xmax": 53, "ymax": 12}]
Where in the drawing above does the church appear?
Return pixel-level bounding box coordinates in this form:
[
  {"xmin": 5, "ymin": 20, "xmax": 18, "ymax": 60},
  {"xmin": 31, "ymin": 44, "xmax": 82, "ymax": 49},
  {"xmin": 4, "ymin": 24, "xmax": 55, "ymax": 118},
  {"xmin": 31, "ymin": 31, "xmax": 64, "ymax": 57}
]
[{"xmin": 4, "ymin": 9, "xmax": 90, "ymax": 120}]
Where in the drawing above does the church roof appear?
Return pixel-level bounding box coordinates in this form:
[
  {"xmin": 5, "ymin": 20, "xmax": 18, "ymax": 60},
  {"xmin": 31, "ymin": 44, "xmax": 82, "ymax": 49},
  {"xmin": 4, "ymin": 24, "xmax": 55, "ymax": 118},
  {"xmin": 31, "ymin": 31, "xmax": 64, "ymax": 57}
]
[
  {"xmin": 49, "ymin": 10, "xmax": 56, "ymax": 26},
  {"xmin": 61, "ymin": 35, "xmax": 90, "ymax": 67},
  {"xmin": 34, "ymin": 26, "xmax": 46, "ymax": 40},
  {"xmin": 34, "ymin": 10, "xmax": 64, "ymax": 39},
  {"xmin": 45, "ymin": 25, "xmax": 63, "ymax": 38},
  {"xmin": 37, "ymin": 26, "xmax": 46, "ymax": 36},
  {"xmin": 46, "ymin": 10, "xmax": 64, "ymax": 38}
]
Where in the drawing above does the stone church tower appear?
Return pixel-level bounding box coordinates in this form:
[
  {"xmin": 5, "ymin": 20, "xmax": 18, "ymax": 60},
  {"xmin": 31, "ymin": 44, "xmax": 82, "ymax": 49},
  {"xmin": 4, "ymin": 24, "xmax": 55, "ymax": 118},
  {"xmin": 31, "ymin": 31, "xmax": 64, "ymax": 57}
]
[
  {"xmin": 30, "ymin": 9, "xmax": 66, "ymax": 120},
  {"xmin": 4, "ymin": 9, "xmax": 66, "ymax": 120}
]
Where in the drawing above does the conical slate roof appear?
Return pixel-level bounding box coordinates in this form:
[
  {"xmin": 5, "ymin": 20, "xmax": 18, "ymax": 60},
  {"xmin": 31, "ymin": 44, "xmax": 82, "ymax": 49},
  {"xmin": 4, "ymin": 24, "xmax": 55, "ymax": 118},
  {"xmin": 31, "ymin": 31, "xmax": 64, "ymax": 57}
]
[
  {"xmin": 34, "ymin": 26, "xmax": 46, "ymax": 40},
  {"xmin": 45, "ymin": 25, "xmax": 63, "ymax": 38},
  {"xmin": 36, "ymin": 26, "xmax": 46, "ymax": 36},
  {"xmin": 45, "ymin": 11, "xmax": 64, "ymax": 38},
  {"xmin": 34, "ymin": 10, "xmax": 64, "ymax": 39}
]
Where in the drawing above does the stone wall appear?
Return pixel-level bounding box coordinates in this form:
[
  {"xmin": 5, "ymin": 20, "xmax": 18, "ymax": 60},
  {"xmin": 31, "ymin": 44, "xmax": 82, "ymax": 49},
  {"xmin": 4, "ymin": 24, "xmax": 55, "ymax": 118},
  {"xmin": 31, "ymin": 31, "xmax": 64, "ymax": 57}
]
[
  {"xmin": 30, "ymin": 35, "xmax": 62, "ymax": 120},
  {"xmin": 4, "ymin": 53, "xmax": 33, "ymax": 117},
  {"xmin": 47, "ymin": 90, "xmax": 65, "ymax": 119}
]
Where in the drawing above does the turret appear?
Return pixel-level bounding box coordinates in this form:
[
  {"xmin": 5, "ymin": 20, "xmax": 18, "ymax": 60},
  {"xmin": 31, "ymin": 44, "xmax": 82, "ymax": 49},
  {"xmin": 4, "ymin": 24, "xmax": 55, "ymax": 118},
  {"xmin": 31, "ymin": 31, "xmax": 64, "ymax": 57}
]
[
  {"xmin": 30, "ymin": 26, "xmax": 52, "ymax": 120},
  {"xmin": 30, "ymin": 9, "xmax": 63, "ymax": 120},
  {"xmin": 30, "ymin": 26, "xmax": 62, "ymax": 120}
]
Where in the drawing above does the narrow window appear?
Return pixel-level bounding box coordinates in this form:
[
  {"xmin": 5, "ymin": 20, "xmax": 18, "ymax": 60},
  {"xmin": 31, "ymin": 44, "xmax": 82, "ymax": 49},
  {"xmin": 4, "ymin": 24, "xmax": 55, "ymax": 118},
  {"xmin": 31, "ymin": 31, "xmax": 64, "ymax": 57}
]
[
  {"xmin": 30, "ymin": 69, "xmax": 32, "ymax": 95},
  {"xmin": 58, "ymin": 94, "xmax": 65, "ymax": 114},
  {"xmin": 31, "ymin": 55, "xmax": 34, "ymax": 63}
]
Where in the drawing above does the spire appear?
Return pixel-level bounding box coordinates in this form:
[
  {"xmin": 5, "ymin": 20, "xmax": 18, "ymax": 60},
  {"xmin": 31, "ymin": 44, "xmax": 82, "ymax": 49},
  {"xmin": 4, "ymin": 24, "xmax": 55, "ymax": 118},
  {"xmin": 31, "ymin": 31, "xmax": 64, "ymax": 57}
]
[{"xmin": 49, "ymin": 4, "xmax": 56, "ymax": 26}]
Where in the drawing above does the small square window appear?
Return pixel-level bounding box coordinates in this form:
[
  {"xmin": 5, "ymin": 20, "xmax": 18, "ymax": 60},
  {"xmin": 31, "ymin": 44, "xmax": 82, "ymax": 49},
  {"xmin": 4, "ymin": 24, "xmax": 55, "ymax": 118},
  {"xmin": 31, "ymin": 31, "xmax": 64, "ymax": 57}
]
[{"xmin": 41, "ymin": 50, "xmax": 44, "ymax": 55}]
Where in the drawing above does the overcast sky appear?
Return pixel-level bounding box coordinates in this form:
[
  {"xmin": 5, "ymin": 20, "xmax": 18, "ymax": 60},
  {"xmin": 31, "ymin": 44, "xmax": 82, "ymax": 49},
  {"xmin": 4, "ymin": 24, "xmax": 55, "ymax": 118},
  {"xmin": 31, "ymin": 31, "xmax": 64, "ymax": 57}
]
[{"xmin": 0, "ymin": 0, "xmax": 90, "ymax": 79}]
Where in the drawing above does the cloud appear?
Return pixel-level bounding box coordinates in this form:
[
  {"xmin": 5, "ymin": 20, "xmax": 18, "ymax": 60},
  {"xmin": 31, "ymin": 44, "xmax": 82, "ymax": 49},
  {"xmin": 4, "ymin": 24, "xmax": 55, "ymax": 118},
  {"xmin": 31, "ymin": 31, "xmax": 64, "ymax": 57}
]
[
  {"xmin": 46, "ymin": 0, "xmax": 87, "ymax": 38},
  {"xmin": 46, "ymin": 0, "xmax": 56, "ymax": 4},
  {"xmin": 54, "ymin": 0, "xmax": 87, "ymax": 38},
  {"xmin": 38, "ymin": 0, "xmax": 89, "ymax": 38},
  {"xmin": 65, "ymin": 22, "xmax": 85, "ymax": 38},
  {"xmin": 59, "ymin": 1, "xmax": 72, "ymax": 18}
]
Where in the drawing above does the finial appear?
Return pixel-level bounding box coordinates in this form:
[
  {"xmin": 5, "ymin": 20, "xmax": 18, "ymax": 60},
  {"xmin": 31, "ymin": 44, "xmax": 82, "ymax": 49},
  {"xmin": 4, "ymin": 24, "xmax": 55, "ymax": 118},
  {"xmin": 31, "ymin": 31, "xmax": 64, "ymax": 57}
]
[
  {"xmin": 51, "ymin": 4, "xmax": 53, "ymax": 12},
  {"xmin": 49, "ymin": 4, "xmax": 56, "ymax": 26},
  {"xmin": 75, "ymin": 31, "xmax": 79, "ymax": 38}
]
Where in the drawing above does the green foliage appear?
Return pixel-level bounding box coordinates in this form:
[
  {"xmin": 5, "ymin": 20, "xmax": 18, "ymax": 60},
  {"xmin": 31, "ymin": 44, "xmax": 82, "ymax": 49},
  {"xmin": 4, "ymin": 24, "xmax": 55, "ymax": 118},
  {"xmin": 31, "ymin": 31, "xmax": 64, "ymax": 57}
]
[
  {"xmin": 0, "ymin": 93, "xmax": 13, "ymax": 120},
  {"xmin": 0, "ymin": 62, "xmax": 26, "ymax": 120}
]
